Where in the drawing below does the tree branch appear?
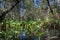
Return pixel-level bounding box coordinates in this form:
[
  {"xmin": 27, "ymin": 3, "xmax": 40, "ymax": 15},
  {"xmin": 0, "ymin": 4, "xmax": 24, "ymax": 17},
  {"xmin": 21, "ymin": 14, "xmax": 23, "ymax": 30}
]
[
  {"xmin": 0, "ymin": 0, "xmax": 20, "ymax": 22},
  {"xmin": 46, "ymin": 0, "xmax": 54, "ymax": 14}
]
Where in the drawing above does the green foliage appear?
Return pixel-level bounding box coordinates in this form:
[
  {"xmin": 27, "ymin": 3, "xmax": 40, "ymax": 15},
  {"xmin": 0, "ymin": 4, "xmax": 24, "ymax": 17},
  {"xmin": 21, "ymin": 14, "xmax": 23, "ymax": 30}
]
[{"xmin": 0, "ymin": 18, "xmax": 60, "ymax": 39}]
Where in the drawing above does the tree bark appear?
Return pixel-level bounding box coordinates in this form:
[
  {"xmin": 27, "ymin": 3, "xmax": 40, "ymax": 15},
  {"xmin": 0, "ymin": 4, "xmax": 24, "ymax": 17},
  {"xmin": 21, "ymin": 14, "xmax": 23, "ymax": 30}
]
[
  {"xmin": 46, "ymin": 0, "xmax": 54, "ymax": 14},
  {"xmin": 0, "ymin": 0, "xmax": 20, "ymax": 22}
]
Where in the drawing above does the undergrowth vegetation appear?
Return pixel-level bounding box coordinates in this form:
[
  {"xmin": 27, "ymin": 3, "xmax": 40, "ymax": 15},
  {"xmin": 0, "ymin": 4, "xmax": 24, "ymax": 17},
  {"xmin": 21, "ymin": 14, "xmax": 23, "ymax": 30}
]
[{"xmin": 0, "ymin": 18, "xmax": 60, "ymax": 39}]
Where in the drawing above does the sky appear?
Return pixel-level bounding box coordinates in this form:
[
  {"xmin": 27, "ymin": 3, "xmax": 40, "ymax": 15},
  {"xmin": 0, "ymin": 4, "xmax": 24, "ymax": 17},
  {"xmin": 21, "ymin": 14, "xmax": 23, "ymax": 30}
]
[
  {"xmin": 0, "ymin": 0, "xmax": 4, "ymax": 8},
  {"xmin": 34, "ymin": 0, "xmax": 54, "ymax": 8},
  {"xmin": 19, "ymin": 0, "xmax": 55, "ymax": 14},
  {"xmin": 0, "ymin": 0, "xmax": 54, "ymax": 8},
  {"xmin": 34, "ymin": 0, "xmax": 42, "ymax": 8},
  {"xmin": 0, "ymin": 0, "xmax": 55, "ymax": 16},
  {"xmin": 0, "ymin": 0, "xmax": 55, "ymax": 12}
]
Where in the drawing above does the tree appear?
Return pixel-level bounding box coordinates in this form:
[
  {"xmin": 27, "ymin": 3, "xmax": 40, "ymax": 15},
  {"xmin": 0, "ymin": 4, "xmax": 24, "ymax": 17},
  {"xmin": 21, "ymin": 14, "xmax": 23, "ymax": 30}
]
[
  {"xmin": 0, "ymin": 0, "xmax": 20, "ymax": 22},
  {"xmin": 0, "ymin": 0, "xmax": 21, "ymax": 39}
]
